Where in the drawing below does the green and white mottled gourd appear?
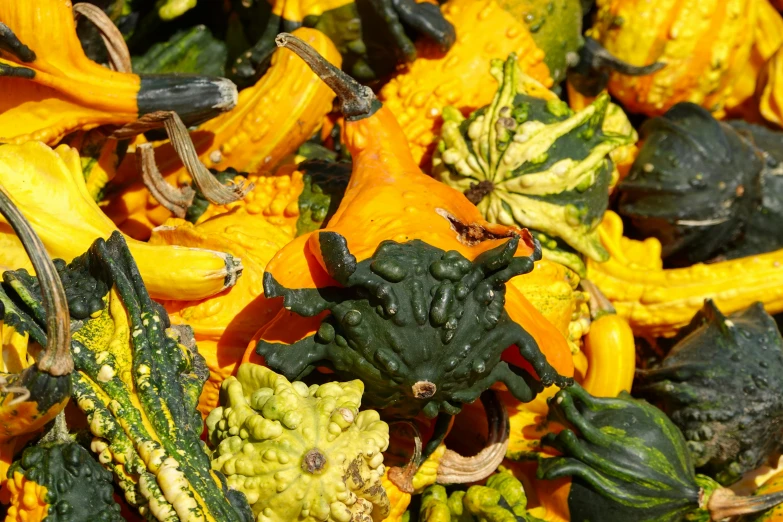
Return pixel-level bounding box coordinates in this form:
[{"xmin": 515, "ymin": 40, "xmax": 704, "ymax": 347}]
[
  {"xmin": 207, "ymin": 363, "xmax": 390, "ymax": 522},
  {"xmin": 434, "ymin": 54, "xmax": 634, "ymax": 276},
  {"xmin": 635, "ymin": 300, "xmax": 783, "ymax": 486},
  {"xmin": 0, "ymin": 232, "xmax": 253, "ymax": 522},
  {"xmin": 537, "ymin": 384, "xmax": 783, "ymax": 522},
  {"xmin": 418, "ymin": 467, "xmax": 545, "ymax": 521}
]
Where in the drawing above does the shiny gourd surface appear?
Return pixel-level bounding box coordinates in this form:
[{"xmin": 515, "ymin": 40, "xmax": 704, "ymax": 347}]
[
  {"xmin": 0, "ymin": 0, "xmax": 237, "ymax": 145},
  {"xmin": 0, "ymin": 142, "xmax": 241, "ymax": 302}
]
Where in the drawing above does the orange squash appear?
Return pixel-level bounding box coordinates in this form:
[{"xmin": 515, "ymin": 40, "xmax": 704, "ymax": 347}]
[
  {"xmin": 378, "ymin": 0, "xmax": 552, "ymax": 170},
  {"xmin": 0, "ymin": 0, "xmax": 237, "ymax": 145},
  {"xmin": 102, "ymin": 27, "xmax": 340, "ymax": 239}
]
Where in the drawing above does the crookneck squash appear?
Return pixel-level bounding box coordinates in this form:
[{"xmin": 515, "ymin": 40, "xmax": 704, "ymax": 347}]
[
  {"xmin": 252, "ymin": 36, "xmax": 572, "ymax": 480},
  {"xmin": 589, "ymin": 0, "xmax": 759, "ymax": 117},
  {"xmin": 0, "ymin": 182, "xmax": 74, "ymax": 480},
  {"xmin": 103, "ymin": 27, "xmax": 340, "ymax": 239},
  {"xmin": 208, "ymin": 363, "xmax": 390, "ymax": 522},
  {"xmin": 378, "ymin": 0, "xmax": 553, "ymax": 170},
  {"xmin": 231, "ymin": 0, "xmax": 455, "ymax": 86},
  {"xmin": 587, "ymin": 210, "xmax": 783, "ymax": 337},
  {"xmin": 635, "ymin": 300, "xmax": 783, "ymax": 486},
  {"xmin": 0, "ymin": 0, "xmax": 237, "ymax": 145},
  {"xmin": 0, "ymin": 231, "xmax": 253, "ymax": 521},
  {"xmin": 0, "ymin": 142, "xmax": 241, "ymax": 302},
  {"xmin": 147, "ymin": 209, "xmax": 295, "ymax": 416},
  {"xmin": 0, "ymin": 414, "xmax": 123, "ymax": 522},
  {"xmin": 434, "ymin": 54, "xmax": 635, "ymax": 276},
  {"xmin": 537, "ymin": 384, "xmax": 783, "ymax": 522}
]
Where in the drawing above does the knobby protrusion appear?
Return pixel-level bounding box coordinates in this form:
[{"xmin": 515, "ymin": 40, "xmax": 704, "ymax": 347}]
[
  {"xmin": 275, "ymin": 32, "xmax": 379, "ymax": 120},
  {"xmin": 0, "ymin": 186, "xmax": 72, "ymax": 376},
  {"xmin": 73, "ymin": 3, "xmax": 132, "ymax": 73}
]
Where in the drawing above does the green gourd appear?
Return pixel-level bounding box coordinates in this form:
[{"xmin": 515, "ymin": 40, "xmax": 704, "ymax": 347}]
[
  {"xmin": 434, "ymin": 54, "xmax": 634, "ymax": 275},
  {"xmin": 537, "ymin": 384, "xmax": 783, "ymax": 522},
  {"xmin": 295, "ymin": 159, "xmax": 351, "ymax": 236},
  {"xmin": 132, "ymin": 25, "xmax": 228, "ymax": 77},
  {"xmin": 257, "ymin": 232, "xmax": 571, "ymax": 419},
  {"xmin": 635, "ymin": 300, "xmax": 783, "ymax": 486},
  {"xmin": 207, "ymin": 363, "xmax": 390, "ymax": 522}
]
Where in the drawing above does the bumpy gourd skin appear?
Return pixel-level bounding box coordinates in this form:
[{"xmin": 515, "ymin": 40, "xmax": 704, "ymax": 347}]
[
  {"xmin": 2, "ymin": 441, "xmax": 123, "ymax": 522},
  {"xmin": 537, "ymin": 384, "xmax": 713, "ymax": 522},
  {"xmin": 257, "ymin": 231, "xmax": 571, "ymax": 418},
  {"xmin": 207, "ymin": 363, "xmax": 390, "ymax": 522},
  {"xmin": 0, "ymin": 232, "xmax": 252, "ymax": 521},
  {"xmin": 435, "ymin": 55, "xmax": 634, "ymax": 276},
  {"xmin": 635, "ymin": 300, "xmax": 783, "ymax": 486}
]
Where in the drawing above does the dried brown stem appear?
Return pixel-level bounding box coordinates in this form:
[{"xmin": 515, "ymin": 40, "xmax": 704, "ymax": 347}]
[
  {"xmin": 73, "ymin": 3, "xmax": 132, "ymax": 73},
  {"xmin": 162, "ymin": 111, "xmax": 253, "ymax": 205},
  {"xmin": 109, "ymin": 111, "xmax": 172, "ymax": 140},
  {"xmin": 581, "ymin": 279, "xmax": 616, "ymax": 320},
  {"xmin": 0, "ymin": 186, "xmax": 72, "ymax": 376},
  {"xmin": 707, "ymin": 487, "xmax": 783, "ymax": 520},
  {"xmin": 436, "ymin": 390, "xmax": 509, "ymax": 484},
  {"xmin": 387, "ymin": 421, "xmax": 423, "ymax": 494},
  {"xmin": 136, "ymin": 143, "xmax": 195, "ymax": 218}
]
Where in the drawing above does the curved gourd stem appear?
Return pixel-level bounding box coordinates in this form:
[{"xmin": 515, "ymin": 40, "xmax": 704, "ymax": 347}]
[
  {"xmin": 581, "ymin": 279, "xmax": 616, "ymax": 320},
  {"xmin": 707, "ymin": 487, "xmax": 783, "ymax": 520},
  {"xmin": 275, "ymin": 32, "xmax": 379, "ymax": 120},
  {"xmin": 72, "ymin": 3, "xmax": 131, "ymax": 73},
  {"xmin": 436, "ymin": 390, "xmax": 509, "ymax": 484},
  {"xmin": 0, "ymin": 186, "xmax": 72, "ymax": 376},
  {"xmin": 136, "ymin": 143, "xmax": 195, "ymax": 218},
  {"xmin": 387, "ymin": 421, "xmax": 423, "ymax": 494}
]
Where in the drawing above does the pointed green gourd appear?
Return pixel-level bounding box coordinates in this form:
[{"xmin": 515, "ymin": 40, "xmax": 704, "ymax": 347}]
[{"xmin": 434, "ymin": 54, "xmax": 634, "ymax": 276}]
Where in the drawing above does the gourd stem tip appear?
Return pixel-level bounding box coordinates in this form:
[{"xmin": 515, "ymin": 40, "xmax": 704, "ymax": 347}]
[{"xmin": 275, "ymin": 32, "xmax": 378, "ymax": 120}]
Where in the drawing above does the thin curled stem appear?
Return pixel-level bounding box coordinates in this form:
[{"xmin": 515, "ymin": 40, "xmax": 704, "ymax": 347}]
[{"xmin": 73, "ymin": 3, "xmax": 132, "ymax": 73}]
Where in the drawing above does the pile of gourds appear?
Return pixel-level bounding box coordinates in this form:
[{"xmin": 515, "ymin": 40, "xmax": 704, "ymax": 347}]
[{"xmin": 3, "ymin": 0, "xmax": 783, "ymax": 521}]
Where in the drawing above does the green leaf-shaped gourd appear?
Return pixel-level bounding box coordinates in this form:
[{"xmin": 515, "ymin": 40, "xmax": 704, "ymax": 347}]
[
  {"xmin": 207, "ymin": 363, "xmax": 390, "ymax": 522},
  {"xmin": 434, "ymin": 54, "xmax": 635, "ymax": 275},
  {"xmin": 635, "ymin": 300, "xmax": 783, "ymax": 486},
  {"xmin": 0, "ymin": 232, "xmax": 253, "ymax": 522},
  {"xmin": 257, "ymin": 232, "xmax": 571, "ymax": 419},
  {"xmin": 537, "ymin": 384, "xmax": 783, "ymax": 522}
]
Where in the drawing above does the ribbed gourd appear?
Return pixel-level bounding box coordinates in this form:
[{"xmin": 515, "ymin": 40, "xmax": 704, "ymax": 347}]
[
  {"xmin": 207, "ymin": 363, "xmax": 390, "ymax": 522},
  {"xmin": 635, "ymin": 300, "xmax": 783, "ymax": 486},
  {"xmin": 103, "ymin": 27, "xmax": 341, "ymax": 239},
  {"xmin": 589, "ymin": 0, "xmax": 759, "ymax": 117},
  {"xmin": 1, "ymin": 417, "xmax": 123, "ymax": 522},
  {"xmin": 378, "ymin": 0, "xmax": 553, "ymax": 169},
  {"xmin": 434, "ymin": 54, "xmax": 635, "ymax": 276},
  {"xmin": 0, "ymin": 142, "xmax": 241, "ymax": 302},
  {"xmin": 252, "ymin": 33, "xmax": 574, "ymax": 421},
  {"xmin": 537, "ymin": 384, "xmax": 783, "ymax": 522},
  {"xmin": 0, "ymin": 231, "xmax": 253, "ymax": 521},
  {"xmin": 0, "ymin": 0, "xmax": 237, "ymax": 145}
]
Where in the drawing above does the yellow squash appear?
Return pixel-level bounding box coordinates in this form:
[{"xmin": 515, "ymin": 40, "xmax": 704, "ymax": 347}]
[
  {"xmin": 588, "ymin": 210, "xmax": 783, "ymax": 337},
  {"xmin": 590, "ymin": 0, "xmax": 759, "ymax": 117},
  {"xmin": 0, "ymin": 142, "xmax": 241, "ymax": 301},
  {"xmin": 103, "ymin": 27, "xmax": 340, "ymax": 239},
  {"xmin": 378, "ymin": 0, "xmax": 552, "ymax": 170}
]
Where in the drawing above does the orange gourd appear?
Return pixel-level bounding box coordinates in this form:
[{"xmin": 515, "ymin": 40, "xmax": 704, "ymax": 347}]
[
  {"xmin": 254, "ymin": 33, "xmax": 573, "ymax": 380},
  {"xmin": 102, "ymin": 27, "xmax": 340, "ymax": 239},
  {"xmin": 0, "ymin": 0, "xmax": 236, "ymax": 145}
]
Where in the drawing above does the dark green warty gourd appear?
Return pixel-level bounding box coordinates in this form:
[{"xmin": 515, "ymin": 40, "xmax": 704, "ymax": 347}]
[
  {"xmin": 257, "ymin": 231, "xmax": 571, "ymax": 419},
  {"xmin": 635, "ymin": 300, "xmax": 783, "ymax": 486}
]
